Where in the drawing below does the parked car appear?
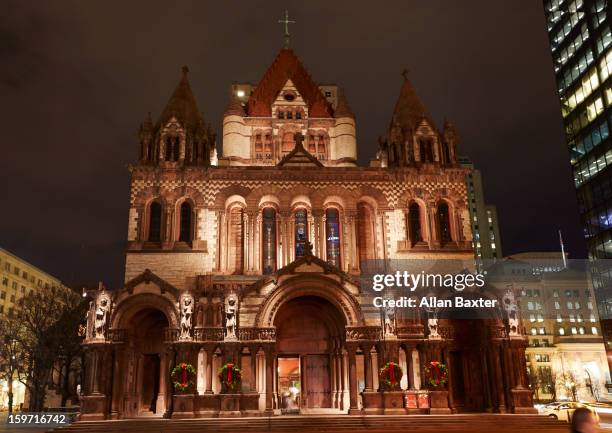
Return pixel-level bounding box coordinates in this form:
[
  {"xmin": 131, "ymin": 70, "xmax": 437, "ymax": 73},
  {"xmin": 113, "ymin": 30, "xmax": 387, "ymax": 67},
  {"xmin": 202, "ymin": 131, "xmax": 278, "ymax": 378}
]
[{"xmin": 540, "ymin": 402, "xmax": 600, "ymax": 423}]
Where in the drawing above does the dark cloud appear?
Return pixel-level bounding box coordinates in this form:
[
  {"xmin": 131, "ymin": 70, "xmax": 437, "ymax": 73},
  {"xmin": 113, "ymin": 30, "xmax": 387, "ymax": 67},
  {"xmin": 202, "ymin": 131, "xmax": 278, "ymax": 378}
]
[{"xmin": 0, "ymin": 0, "xmax": 583, "ymax": 288}]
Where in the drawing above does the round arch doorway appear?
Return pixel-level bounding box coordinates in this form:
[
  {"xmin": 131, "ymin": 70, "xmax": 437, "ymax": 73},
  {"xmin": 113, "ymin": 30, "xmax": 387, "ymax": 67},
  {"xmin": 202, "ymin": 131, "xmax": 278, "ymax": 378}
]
[
  {"xmin": 274, "ymin": 296, "xmax": 345, "ymax": 413},
  {"xmin": 123, "ymin": 308, "xmax": 170, "ymax": 418}
]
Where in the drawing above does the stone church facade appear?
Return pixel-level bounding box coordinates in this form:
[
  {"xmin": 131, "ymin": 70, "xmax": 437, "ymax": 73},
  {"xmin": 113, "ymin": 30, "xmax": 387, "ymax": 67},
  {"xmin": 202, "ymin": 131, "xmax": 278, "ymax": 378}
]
[{"xmin": 80, "ymin": 47, "xmax": 534, "ymax": 419}]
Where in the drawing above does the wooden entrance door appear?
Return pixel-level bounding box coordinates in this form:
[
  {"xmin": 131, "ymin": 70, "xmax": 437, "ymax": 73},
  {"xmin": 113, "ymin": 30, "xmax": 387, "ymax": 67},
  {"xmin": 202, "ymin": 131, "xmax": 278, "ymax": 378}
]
[
  {"xmin": 302, "ymin": 355, "xmax": 331, "ymax": 408},
  {"xmin": 141, "ymin": 354, "xmax": 160, "ymax": 413}
]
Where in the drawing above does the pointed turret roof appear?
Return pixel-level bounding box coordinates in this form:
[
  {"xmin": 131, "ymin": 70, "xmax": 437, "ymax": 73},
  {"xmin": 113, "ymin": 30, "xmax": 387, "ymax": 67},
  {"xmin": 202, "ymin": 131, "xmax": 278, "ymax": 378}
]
[
  {"xmin": 334, "ymin": 89, "xmax": 354, "ymax": 119},
  {"xmin": 247, "ymin": 48, "xmax": 333, "ymax": 118},
  {"xmin": 391, "ymin": 72, "xmax": 434, "ymax": 130},
  {"xmin": 224, "ymin": 92, "xmax": 246, "ymax": 117},
  {"xmin": 156, "ymin": 66, "xmax": 204, "ymax": 129}
]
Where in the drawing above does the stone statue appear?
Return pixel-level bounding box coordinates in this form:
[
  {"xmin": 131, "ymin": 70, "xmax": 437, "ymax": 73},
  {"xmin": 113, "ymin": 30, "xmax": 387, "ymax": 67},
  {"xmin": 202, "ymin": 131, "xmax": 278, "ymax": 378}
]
[
  {"xmin": 428, "ymin": 317, "xmax": 441, "ymax": 339},
  {"xmin": 384, "ymin": 305, "xmax": 396, "ymax": 337},
  {"xmin": 94, "ymin": 294, "xmax": 110, "ymax": 339},
  {"xmin": 225, "ymin": 294, "xmax": 238, "ymax": 341},
  {"xmin": 180, "ymin": 295, "xmax": 194, "ymax": 340},
  {"xmin": 502, "ymin": 289, "xmax": 520, "ymax": 337}
]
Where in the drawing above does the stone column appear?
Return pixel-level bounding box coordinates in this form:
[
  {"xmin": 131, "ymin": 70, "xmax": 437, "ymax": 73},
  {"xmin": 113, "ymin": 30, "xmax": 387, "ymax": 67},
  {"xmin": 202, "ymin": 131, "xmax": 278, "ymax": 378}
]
[
  {"xmin": 250, "ymin": 346, "xmax": 258, "ymax": 392},
  {"xmin": 363, "ymin": 344, "xmax": 373, "ymax": 392},
  {"xmin": 110, "ymin": 346, "xmax": 124, "ymax": 418},
  {"xmin": 205, "ymin": 347, "xmax": 213, "ymax": 394},
  {"xmin": 346, "ymin": 345, "xmax": 360, "ymax": 414},
  {"xmin": 265, "ymin": 348, "xmax": 275, "ymax": 415}
]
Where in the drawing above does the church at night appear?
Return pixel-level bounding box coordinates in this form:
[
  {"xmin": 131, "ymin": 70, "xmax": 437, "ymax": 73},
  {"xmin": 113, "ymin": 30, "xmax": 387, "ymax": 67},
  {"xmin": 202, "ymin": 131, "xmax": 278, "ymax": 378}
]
[{"xmin": 79, "ymin": 39, "xmax": 535, "ymax": 420}]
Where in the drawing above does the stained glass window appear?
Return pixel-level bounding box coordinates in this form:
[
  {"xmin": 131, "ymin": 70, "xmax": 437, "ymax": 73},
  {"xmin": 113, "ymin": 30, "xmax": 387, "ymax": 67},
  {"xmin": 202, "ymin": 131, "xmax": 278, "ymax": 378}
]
[
  {"xmin": 262, "ymin": 208, "xmax": 277, "ymax": 274},
  {"xmin": 295, "ymin": 209, "xmax": 308, "ymax": 258},
  {"xmin": 409, "ymin": 203, "xmax": 422, "ymax": 244},
  {"xmin": 179, "ymin": 202, "xmax": 192, "ymax": 242},
  {"xmin": 148, "ymin": 202, "xmax": 162, "ymax": 242},
  {"xmin": 438, "ymin": 202, "xmax": 452, "ymax": 242},
  {"xmin": 326, "ymin": 208, "xmax": 341, "ymax": 268}
]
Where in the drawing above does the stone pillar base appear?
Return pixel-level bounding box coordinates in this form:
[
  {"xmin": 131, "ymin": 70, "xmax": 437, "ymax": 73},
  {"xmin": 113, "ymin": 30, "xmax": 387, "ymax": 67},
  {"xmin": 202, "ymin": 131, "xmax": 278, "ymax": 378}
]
[
  {"xmin": 219, "ymin": 393, "xmax": 241, "ymax": 417},
  {"xmin": 172, "ymin": 394, "xmax": 195, "ymax": 419},
  {"xmin": 429, "ymin": 390, "xmax": 450, "ymax": 414},
  {"xmin": 511, "ymin": 388, "xmax": 537, "ymax": 414},
  {"xmin": 80, "ymin": 395, "xmax": 107, "ymax": 420},
  {"xmin": 383, "ymin": 390, "xmax": 406, "ymax": 415},
  {"xmin": 361, "ymin": 391, "xmax": 383, "ymax": 415}
]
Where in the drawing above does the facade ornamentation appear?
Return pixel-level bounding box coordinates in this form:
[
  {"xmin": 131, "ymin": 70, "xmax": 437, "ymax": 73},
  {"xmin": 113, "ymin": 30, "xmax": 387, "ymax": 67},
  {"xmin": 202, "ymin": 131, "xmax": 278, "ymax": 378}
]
[
  {"xmin": 179, "ymin": 293, "xmax": 194, "ymax": 341},
  {"xmin": 79, "ymin": 46, "xmax": 534, "ymax": 420},
  {"xmin": 93, "ymin": 292, "xmax": 111, "ymax": 340},
  {"xmin": 502, "ymin": 288, "xmax": 520, "ymax": 337},
  {"xmin": 224, "ymin": 293, "xmax": 238, "ymax": 341}
]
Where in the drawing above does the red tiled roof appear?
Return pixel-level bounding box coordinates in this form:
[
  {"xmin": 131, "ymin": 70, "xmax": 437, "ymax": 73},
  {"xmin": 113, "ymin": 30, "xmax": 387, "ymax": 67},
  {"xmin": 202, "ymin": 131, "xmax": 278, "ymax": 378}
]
[{"xmin": 247, "ymin": 48, "xmax": 333, "ymax": 118}]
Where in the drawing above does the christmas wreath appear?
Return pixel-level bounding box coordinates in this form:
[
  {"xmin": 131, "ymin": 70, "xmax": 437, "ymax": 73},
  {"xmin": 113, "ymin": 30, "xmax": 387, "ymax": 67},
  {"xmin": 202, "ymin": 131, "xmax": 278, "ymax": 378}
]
[
  {"xmin": 379, "ymin": 361, "xmax": 403, "ymax": 390},
  {"xmin": 171, "ymin": 362, "xmax": 196, "ymax": 393},
  {"xmin": 218, "ymin": 362, "xmax": 242, "ymax": 393},
  {"xmin": 423, "ymin": 361, "xmax": 448, "ymax": 389}
]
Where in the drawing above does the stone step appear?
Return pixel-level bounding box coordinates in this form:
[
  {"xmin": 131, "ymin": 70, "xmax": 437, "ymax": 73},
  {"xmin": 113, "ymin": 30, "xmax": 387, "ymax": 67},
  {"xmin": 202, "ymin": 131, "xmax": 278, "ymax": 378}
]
[{"xmin": 47, "ymin": 414, "xmax": 567, "ymax": 433}]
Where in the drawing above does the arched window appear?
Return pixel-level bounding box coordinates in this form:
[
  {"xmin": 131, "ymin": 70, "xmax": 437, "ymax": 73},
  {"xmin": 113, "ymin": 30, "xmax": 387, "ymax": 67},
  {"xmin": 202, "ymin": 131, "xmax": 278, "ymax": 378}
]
[
  {"xmin": 262, "ymin": 208, "xmax": 277, "ymax": 274},
  {"xmin": 308, "ymin": 135, "xmax": 316, "ymax": 153},
  {"xmin": 419, "ymin": 138, "xmax": 434, "ymax": 163},
  {"xmin": 255, "ymin": 134, "xmax": 263, "ymax": 152},
  {"xmin": 148, "ymin": 202, "xmax": 162, "ymax": 242},
  {"xmin": 179, "ymin": 202, "xmax": 192, "ymax": 243},
  {"xmin": 357, "ymin": 203, "xmax": 375, "ymax": 262},
  {"xmin": 165, "ymin": 136, "xmax": 180, "ymax": 161},
  {"xmin": 229, "ymin": 207, "xmax": 244, "ymax": 274},
  {"xmin": 443, "ymin": 143, "xmax": 451, "ymax": 163},
  {"xmin": 325, "ymin": 208, "xmax": 341, "ymax": 268},
  {"xmin": 437, "ymin": 202, "xmax": 452, "ymax": 243},
  {"xmin": 264, "ymin": 134, "xmax": 272, "ymax": 153},
  {"xmin": 408, "ymin": 202, "xmax": 423, "ymax": 245},
  {"xmin": 295, "ymin": 209, "xmax": 308, "ymax": 258},
  {"xmin": 282, "ymin": 132, "xmax": 295, "ymax": 153}
]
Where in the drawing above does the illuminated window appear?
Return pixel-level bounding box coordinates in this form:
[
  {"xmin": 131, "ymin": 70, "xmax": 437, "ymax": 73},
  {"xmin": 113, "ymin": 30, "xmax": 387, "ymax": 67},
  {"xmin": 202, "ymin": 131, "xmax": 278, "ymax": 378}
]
[
  {"xmin": 571, "ymin": 327, "xmax": 578, "ymax": 334},
  {"xmin": 295, "ymin": 209, "xmax": 308, "ymax": 258},
  {"xmin": 325, "ymin": 208, "xmax": 341, "ymax": 268},
  {"xmin": 531, "ymin": 328, "xmax": 537, "ymax": 335},
  {"xmin": 559, "ymin": 327, "xmax": 565, "ymax": 335},
  {"xmin": 262, "ymin": 208, "xmax": 277, "ymax": 275},
  {"xmin": 592, "ymin": 327, "xmax": 599, "ymax": 334}
]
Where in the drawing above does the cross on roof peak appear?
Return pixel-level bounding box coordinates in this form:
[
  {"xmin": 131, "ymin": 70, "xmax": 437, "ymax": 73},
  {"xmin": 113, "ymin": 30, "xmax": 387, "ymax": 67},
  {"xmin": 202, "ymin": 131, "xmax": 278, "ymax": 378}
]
[{"xmin": 278, "ymin": 9, "xmax": 296, "ymax": 49}]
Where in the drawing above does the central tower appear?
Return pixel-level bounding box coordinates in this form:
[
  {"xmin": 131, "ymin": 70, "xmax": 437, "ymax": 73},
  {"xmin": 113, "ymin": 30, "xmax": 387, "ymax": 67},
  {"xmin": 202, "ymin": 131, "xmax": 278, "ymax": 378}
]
[{"xmin": 221, "ymin": 48, "xmax": 357, "ymax": 166}]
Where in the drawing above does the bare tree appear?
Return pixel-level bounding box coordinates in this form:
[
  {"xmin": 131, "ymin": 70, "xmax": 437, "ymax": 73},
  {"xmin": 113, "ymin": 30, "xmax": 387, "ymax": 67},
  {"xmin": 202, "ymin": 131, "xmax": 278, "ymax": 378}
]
[
  {"xmin": 0, "ymin": 317, "xmax": 26, "ymax": 413},
  {"xmin": 13, "ymin": 287, "xmax": 85, "ymax": 411}
]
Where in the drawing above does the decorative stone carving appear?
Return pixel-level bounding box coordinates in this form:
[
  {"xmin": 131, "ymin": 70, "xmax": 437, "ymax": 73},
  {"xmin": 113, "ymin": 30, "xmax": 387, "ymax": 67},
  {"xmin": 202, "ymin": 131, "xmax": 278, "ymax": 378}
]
[
  {"xmin": 502, "ymin": 289, "xmax": 520, "ymax": 337},
  {"xmin": 224, "ymin": 293, "xmax": 238, "ymax": 341},
  {"xmin": 93, "ymin": 292, "xmax": 111, "ymax": 340},
  {"xmin": 384, "ymin": 305, "xmax": 396, "ymax": 338},
  {"xmin": 179, "ymin": 294, "xmax": 194, "ymax": 341},
  {"xmin": 427, "ymin": 317, "xmax": 441, "ymax": 340}
]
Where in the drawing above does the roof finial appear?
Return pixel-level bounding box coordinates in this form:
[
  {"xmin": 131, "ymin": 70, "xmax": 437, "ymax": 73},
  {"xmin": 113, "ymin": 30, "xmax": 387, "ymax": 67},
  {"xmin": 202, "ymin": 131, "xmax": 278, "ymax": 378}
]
[
  {"xmin": 181, "ymin": 65, "xmax": 189, "ymax": 78},
  {"xmin": 278, "ymin": 9, "xmax": 296, "ymax": 48},
  {"xmin": 401, "ymin": 68, "xmax": 409, "ymax": 81}
]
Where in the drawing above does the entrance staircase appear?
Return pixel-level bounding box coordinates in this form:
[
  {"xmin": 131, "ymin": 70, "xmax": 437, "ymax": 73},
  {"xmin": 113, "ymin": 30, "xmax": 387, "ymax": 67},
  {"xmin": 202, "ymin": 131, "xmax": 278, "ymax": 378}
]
[{"xmin": 48, "ymin": 414, "xmax": 567, "ymax": 433}]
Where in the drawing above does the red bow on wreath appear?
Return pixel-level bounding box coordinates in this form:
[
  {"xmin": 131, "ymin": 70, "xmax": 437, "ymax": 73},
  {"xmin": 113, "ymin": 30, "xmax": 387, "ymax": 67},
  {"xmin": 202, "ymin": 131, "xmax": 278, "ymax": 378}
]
[
  {"xmin": 430, "ymin": 361, "xmax": 441, "ymax": 385},
  {"xmin": 389, "ymin": 362, "xmax": 397, "ymax": 385},
  {"xmin": 180, "ymin": 363, "xmax": 188, "ymax": 387},
  {"xmin": 227, "ymin": 363, "xmax": 234, "ymax": 383}
]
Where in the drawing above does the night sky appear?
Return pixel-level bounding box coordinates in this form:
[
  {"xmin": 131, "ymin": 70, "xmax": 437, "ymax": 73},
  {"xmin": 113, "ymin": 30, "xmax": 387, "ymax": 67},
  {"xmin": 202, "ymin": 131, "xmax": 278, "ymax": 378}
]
[{"xmin": 0, "ymin": 1, "xmax": 583, "ymax": 288}]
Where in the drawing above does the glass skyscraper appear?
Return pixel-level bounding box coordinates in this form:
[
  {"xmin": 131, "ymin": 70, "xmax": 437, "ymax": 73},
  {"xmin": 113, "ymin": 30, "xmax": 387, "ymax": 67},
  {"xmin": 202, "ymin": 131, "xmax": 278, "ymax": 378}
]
[{"xmin": 543, "ymin": 0, "xmax": 611, "ymax": 366}]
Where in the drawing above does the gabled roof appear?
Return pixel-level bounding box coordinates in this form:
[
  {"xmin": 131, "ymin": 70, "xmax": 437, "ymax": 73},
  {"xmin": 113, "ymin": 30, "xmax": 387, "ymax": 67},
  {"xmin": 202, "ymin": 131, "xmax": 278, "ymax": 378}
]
[
  {"xmin": 277, "ymin": 133, "xmax": 323, "ymax": 168},
  {"xmin": 250, "ymin": 244, "xmax": 357, "ymax": 292},
  {"xmin": 391, "ymin": 74, "xmax": 435, "ymax": 131},
  {"xmin": 124, "ymin": 268, "xmax": 180, "ymax": 299},
  {"xmin": 247, "ymin": 48, "xmax": 333, "ymax": 118},
  {"xmin": 156, "ymin": 66, "xmax": 204, "ymax": 130}
]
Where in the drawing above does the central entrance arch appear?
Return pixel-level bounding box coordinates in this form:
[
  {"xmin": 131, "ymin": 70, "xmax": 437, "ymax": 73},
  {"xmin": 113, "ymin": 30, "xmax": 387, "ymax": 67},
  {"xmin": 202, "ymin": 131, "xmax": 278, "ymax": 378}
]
[{"xmin": 274, "ymin": 296, "xmax": 345, "ymax": 412}]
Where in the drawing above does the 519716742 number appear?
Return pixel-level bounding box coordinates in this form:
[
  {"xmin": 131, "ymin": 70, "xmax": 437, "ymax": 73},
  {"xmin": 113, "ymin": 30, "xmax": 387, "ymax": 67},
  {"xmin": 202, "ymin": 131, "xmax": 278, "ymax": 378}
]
[{"xmin": 7, "ymin": 413, "xmax": 70, "ymax": 426}]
